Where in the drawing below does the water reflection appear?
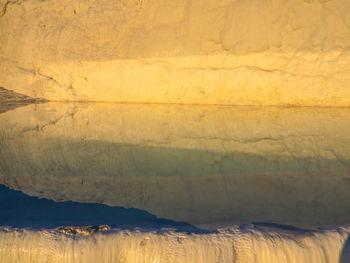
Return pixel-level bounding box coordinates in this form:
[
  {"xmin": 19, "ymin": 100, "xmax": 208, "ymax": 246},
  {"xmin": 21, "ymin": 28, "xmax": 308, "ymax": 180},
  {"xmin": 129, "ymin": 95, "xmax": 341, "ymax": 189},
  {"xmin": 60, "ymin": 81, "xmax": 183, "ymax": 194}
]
[{"xmin": 1, "ymin": 102, "xmax": 350, "ymax": 227}]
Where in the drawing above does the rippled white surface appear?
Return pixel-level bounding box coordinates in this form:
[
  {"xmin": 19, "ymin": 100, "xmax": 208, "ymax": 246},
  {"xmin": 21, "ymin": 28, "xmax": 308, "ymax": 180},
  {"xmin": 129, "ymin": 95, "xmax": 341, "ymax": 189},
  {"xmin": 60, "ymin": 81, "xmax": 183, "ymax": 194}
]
[{"xmin": 0, "ymin": 226, "xmax": 349, "ymax": 263}]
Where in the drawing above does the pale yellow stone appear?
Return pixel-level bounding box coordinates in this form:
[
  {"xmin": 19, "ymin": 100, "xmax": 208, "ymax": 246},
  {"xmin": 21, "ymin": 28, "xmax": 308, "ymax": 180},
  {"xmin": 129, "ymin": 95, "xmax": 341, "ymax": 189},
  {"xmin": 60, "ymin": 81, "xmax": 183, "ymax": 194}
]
[{"xmin": 1, "ymin": 0, "xmax": 350, "ymax": 105}]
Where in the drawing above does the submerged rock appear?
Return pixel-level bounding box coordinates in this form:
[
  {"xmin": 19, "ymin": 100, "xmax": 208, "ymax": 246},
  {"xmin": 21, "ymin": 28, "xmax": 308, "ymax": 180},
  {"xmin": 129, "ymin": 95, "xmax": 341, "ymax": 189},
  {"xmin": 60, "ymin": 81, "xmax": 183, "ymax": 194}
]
[{"xmin": 56, "ymin": 225, "xmax": 111, "ymax": 236}]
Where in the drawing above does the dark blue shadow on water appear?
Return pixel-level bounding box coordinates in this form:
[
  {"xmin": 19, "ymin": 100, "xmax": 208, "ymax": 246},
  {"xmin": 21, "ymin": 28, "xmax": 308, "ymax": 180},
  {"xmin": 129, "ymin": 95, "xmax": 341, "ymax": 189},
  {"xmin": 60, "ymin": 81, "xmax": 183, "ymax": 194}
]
[
  {"xmin": 340, "ymin": 235, "xmax": 350, "ymax": 263},
  {"xmin": 0, "ymin": 184, "xmax": 206, "ymax": 233}
]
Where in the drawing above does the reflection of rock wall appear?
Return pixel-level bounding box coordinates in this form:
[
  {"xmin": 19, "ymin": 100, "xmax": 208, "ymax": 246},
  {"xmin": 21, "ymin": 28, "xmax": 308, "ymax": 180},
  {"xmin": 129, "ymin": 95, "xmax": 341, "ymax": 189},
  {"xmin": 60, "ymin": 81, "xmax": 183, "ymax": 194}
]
[
  {"xmin": 1, "ymin": 103, "xmax": 350, "ymax": 226},
  {"xmin": 1, "ymin": 0, "xmax": 350, "ymax": 105}
]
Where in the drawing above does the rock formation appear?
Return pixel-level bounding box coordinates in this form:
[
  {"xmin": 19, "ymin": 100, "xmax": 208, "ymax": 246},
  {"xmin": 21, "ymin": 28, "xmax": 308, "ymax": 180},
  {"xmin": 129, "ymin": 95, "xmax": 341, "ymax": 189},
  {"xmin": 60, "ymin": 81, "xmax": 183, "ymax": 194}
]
[{"xmin": 1, "ymin": 0, "xmax": 350, "ymax": 105}]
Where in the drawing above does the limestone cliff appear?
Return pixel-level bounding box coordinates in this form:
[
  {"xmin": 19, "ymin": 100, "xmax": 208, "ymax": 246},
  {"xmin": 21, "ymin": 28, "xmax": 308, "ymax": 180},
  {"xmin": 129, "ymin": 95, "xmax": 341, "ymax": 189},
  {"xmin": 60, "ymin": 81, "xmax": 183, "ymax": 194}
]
[{"xmin": 1, "ymin": 0, "xmax": 350, "ymax": 105}]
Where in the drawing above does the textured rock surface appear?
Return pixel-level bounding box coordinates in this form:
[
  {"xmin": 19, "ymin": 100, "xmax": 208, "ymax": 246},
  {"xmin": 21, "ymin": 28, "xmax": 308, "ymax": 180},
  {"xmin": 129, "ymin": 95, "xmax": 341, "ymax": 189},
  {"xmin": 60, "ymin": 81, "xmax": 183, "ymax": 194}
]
[
  {"xmin": 1, "ymin": 103, "xmax": 350, "ymax": 226},
  {"xmin": 1, "ymin": 0, "xmax": 350, "ymax": 105},
  {"xmin": 0, "ymin": 226, "xmax": 349, "ymax": 263},
  {"xmin": 0, "ymin": 87, "xmax": 38, "ymax": 103},
  {"xmin": 0, "ymin": 87, "xmax": 45, "ymax": 113}
]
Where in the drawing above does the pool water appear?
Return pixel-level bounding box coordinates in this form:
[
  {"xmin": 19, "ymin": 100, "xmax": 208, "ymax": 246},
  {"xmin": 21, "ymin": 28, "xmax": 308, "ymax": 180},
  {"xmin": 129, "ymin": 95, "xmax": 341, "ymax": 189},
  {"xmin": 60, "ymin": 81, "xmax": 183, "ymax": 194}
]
[{"xmin": 1, "ymin": 102, "xmax": 350, "ymax": 262}]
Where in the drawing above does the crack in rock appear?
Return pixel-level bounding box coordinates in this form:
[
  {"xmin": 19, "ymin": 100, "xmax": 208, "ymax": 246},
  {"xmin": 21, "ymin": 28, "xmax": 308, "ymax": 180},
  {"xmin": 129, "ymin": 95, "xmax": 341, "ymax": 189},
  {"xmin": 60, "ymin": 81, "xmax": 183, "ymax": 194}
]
[{"xmin": 0, "ymin": 0, "xmax": 22, "ymax": 17}]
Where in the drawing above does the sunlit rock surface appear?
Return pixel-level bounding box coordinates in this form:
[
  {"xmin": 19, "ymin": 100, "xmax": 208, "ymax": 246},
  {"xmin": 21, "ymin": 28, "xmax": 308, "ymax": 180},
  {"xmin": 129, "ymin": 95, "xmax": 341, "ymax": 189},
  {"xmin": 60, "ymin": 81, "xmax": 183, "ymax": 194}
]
[
  {"xmin": 2, "ymin": 0, "xmax": 350, "ymax": 260},
  {"xmin": 1, "ymin": 0, "xmax": 350, "ymax": 105},
  {"xmin": 0, "ymin": 225, "xmax": 349, "ymax": 263},
  {"xmin": 1, "ymin": 103, "xmax": 350, "ymax": 226}
]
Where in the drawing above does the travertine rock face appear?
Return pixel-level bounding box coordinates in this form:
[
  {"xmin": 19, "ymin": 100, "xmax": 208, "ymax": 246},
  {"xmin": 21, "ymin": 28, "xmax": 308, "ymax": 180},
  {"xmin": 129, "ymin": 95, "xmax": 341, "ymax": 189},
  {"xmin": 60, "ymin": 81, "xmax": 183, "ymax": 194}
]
[
  {"xmin": 1, "ymin": 0, "xmax": 350, "ymax": 105},
  {"xmin": 0, "ymin": 226, "xmax": 349, "ymax": 263}
]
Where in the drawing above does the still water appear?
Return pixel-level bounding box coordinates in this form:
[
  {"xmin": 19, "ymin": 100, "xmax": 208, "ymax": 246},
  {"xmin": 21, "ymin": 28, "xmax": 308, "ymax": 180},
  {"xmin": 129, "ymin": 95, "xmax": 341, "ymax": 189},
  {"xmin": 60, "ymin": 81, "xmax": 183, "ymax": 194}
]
[
  {"xmin": 1, "ymin": 102, "xmax": 350, "ymax": 227},
  {"xmin": 0, "ymin": 102, "xmax": 350, "ymax": 262}
]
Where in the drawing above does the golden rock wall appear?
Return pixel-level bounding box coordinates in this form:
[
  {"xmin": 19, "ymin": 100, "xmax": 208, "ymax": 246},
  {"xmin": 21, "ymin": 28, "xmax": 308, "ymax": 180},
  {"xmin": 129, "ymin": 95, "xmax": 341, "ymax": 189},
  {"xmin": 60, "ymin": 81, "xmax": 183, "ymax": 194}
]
[{"xmin": 1, "ymin": 0, "xmax": 350, "ymax": 105}]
